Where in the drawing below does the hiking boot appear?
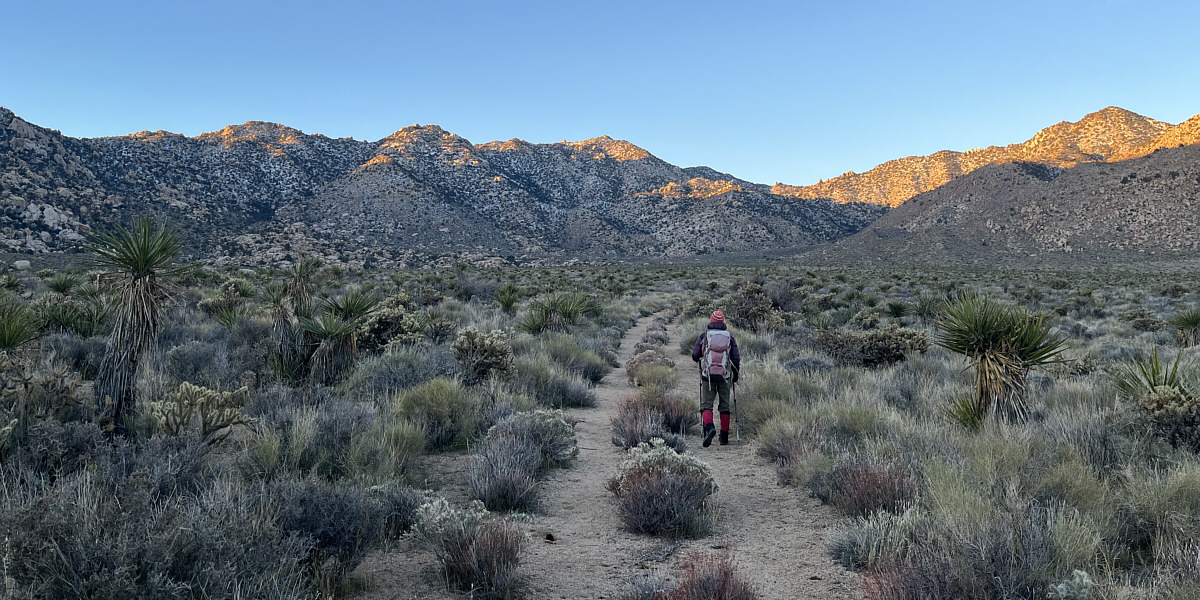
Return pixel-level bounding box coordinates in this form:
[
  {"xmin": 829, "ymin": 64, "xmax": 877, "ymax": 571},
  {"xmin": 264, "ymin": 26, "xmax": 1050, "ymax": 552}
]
[
  {"xmin": 702, "ymin": 424, "xmax": 716, "ymax": 448},
  {"xmin": 719, "ymin": 430, "xmax": 729, "ymax": 445}
]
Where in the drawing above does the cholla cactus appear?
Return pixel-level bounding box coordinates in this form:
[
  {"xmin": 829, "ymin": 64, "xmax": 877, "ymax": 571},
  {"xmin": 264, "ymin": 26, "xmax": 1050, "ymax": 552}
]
[
  {"xmin": 451, "ymin": 327, "xmax": 516, "ymax": 384},
  {"xmin": 150, "ymin": 382, "xmax": 253, "ymax": 444},
  {"xmin": 1048, "ymin": 569, "xmax": 1093, "ymax": 600},
  {"xmin": 1136, "ymin": 385, "xmax": 1200, "ymax": 451}
]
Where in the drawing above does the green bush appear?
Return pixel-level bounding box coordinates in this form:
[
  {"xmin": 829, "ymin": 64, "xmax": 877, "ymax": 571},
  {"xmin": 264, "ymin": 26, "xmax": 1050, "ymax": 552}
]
[
  {"xmin": 391, "ymin": 378, "xmax": 481, "ymax": 450},
  {"xmin": 813, "ymin": 324, "xmax": 930, "ymax": 367},
  {"xmin": 513, "ymin": 357, "xmax": 596, "ymax": 408},
  {"xmin": 626, "ymin": 349, "xmax": 676, "ymax": 385},
  {"xmin": 540, "ymin": 333, "xmax": 612, "ymax": 383}
]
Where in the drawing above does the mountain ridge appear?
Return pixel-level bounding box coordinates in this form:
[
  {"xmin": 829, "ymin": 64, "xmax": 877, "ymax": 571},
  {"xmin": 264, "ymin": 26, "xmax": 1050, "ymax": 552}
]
[
  {"xmin": 772, "ymin": 106, "xmax": 1199, "ymax": 207},
  {"xmin": 0, "ymin": 106, "xmax": 883, "ymax": 268}
]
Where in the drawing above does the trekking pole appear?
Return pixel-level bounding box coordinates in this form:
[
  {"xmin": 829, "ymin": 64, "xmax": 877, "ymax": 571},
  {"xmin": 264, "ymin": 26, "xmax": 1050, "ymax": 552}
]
[{"xmin": 733, "ymin": 382, "xmax": 739, "ymax": 442}]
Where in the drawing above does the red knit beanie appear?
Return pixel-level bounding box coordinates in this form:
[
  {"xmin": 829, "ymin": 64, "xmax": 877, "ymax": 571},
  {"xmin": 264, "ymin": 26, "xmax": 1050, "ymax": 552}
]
[{"xmin": 710, "ymin": 310, "xmax": 725, "ymax": 322}]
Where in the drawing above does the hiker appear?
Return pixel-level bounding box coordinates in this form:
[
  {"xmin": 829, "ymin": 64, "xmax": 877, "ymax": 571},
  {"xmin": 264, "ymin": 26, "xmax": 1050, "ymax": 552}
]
[{"xmin": 691, "ymin": 310, "xmax": 740, "ymax": 447}]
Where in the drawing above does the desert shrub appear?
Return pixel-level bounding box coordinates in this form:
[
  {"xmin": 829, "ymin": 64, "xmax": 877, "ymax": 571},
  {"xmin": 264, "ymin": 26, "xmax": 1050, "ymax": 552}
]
[
  {"xmin": 756, "ymin": 418, "xmax": 809, "ymax": 466},
  {"xmin": 468, "ymin": 429, "xmax": 541, "ymax": 511},
  {"xmin": 540, "ymin": 333, "xmax": 612, "ymax": 383},
  {"xmin": 469, "ymin": 410, "xmax": 577, "ymax": 511},
  {"xmin": 340, "ymin": 419, "xmax": 427, "ymax": 482},
  {"xmin": 1162, "ymin": 283, "xmax": 1190, "ymax": 298},
  {"xmin": 1114, "ymin": 463, "xmax": 1200, "ymax": 565},
  {"xmin": 452, "ymin": 327, "xmax": 516, "ymax": 384},
  {"xmin": 782, "ymin": 355, "xmax": 834, "ymax": 375},
  {"xmin": 40, "ymin": 333, "xmax": 107, "ymax": 380},
  {"xmin": 391, "ymin": 378, "xmax": 481, "ymax": 450},
  {"xmin": 415, "ymin": 498, "xmax": 522, "ymax": 600},
  {"xmin": 0, "ymin": 470, "xmax": 314, "ymax": 600},
  {"xmin": 241, "ymin": 399, "xmax": 381, "ymax": 480},
  {"xmin": 488, "ymin": 409, "xmax": 578, "ymax": 469},
  {"xmin": 646, "ymin": 392, "xmax": 698, "ymax": 434},
  {"xmin": 723, "ymin": 282, "xmax": 784, "ymax": 332},
  {"xmin": 671, "ymin": 551, "xmax": 761, "ymax": 600},
  {"xmin": 341, "ymin": 345, "xmax": 461, "ymax": 399},
  {"xmin": 513, "ymin": 357, "xmax": 596, "ymax": 408},
  {"xmin": 627, "ymin": 348, "xmax": 676, "ymax": 383},
  {"xmin": 828, "ymin": 508, "xmax": 915, "ymax": 570},
  {"xmin": 859, "ymin": 325, "xmax": 932, "ymax": 366},
  {"xmin": 814, "ymin": 324, "xmax": 930, "ymax": 367},
  {"xmin": 268, "ymin": 476, "xmax": 388, "ymax": 585},
  {"xmin": 611, "ymin": 394, "xmax": 687, "ymax": 453},
  {"xmin": 634, "ymin": 364, "xmax": 679, "ymax": 401},
  {"xmin": 608, "ymin": 440, "xmax": 716, "ymax": 536},
  {"xmin": 810, "ymin": 458, "xmax": 918, "ymax": 517},
  {"xmin": 677, "ymin": 325, "xmax": 704, "ymax": 356}
]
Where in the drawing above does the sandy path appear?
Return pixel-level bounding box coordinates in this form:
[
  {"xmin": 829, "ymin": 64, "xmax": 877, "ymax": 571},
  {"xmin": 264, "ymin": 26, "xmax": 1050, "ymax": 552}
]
[
  {"xmin": 354, "ymin": 313, "xmax": 859, "ymax": 599},
  {"xmin": 662, "ymin": 320, "xmax": 858, "ymax": 599},
  {"xmin": 522, "ymin": 314, "xmax": 859, "ymax": 599}
]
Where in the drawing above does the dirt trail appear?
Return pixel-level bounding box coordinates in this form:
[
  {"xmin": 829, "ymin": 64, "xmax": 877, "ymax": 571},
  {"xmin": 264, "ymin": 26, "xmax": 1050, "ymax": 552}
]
[
  {"xmin": 522, "ymin": 313, "xmax": 858, "ymax": 599},
  {"xmin": 355, "ymin": 313, "xmax": 858, "ymax": 599},
  {"xmin": 660, "ymin": 319, "xmax": 858, "ymax": 599}
]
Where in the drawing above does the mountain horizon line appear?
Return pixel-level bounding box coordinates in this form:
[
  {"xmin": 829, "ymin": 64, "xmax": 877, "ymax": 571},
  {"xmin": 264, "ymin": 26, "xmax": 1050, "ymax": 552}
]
[{"xmin": 6, "ymin": 104, "xmax": 1194, "ymax": 194}]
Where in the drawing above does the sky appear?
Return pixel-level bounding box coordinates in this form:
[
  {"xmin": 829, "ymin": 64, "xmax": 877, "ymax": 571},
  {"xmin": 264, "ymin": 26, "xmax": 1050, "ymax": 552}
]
[{"xmin": 3, "ymin": 0, "xmax": 1199, "ymax": 185}]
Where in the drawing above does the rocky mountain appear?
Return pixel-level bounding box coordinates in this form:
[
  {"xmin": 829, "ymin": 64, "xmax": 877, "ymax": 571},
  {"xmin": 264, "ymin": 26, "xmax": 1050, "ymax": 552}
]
[
  {"xmin": 772, "ymin": 107, "xmax": 1193, "ymax": 207},
  {"xmin": 801, "ymin": 144, "xmax": 1200, "ymax": 268},
  {"xmin": 0, "ymin": 108, "xmax": 884, "ymax": 267}
]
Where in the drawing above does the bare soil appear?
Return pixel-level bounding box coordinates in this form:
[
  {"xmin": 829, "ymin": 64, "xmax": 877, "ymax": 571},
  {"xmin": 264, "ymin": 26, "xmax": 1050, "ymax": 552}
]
[{"xmin": 353, "ymin": 313, "xmax": 859, "ymax": 599}]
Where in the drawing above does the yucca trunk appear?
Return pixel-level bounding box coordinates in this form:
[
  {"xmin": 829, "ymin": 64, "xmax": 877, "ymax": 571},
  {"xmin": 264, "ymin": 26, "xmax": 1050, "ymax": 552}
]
[{"xmin": 96, "ymin": 271, "xmax": 166, "ymax": 435}]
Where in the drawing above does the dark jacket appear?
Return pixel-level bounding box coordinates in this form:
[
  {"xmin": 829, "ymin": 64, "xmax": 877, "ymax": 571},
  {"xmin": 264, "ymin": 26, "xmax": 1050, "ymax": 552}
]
[{"xmin": 691, "ymin": 321, "xmax": 740, "ymax": 369}]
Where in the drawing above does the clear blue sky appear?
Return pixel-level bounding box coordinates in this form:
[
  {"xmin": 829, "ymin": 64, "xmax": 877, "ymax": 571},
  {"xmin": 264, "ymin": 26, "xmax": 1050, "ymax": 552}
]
[{"xmin": 3, "ymin": 0, "xmax": 1198, "ymax": 185}]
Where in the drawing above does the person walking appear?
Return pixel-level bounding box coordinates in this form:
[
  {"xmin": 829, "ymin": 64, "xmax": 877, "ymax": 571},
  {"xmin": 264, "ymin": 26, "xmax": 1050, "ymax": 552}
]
[{"xmin": 691, "ymin": 310, "xmax": 740, "ymax": 447}]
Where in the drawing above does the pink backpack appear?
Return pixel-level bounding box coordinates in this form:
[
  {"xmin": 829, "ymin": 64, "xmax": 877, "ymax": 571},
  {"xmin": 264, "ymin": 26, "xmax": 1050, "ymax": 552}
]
[{"xmin": 701, "ymin": 330, "xmax": 732, "ymax": 377}]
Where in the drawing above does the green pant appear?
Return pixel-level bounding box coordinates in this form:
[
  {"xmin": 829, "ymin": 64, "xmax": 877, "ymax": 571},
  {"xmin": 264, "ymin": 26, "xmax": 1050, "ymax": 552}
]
[{"xmin": 700, "ymin": 376, "xmax": 731, "ymax": 413}]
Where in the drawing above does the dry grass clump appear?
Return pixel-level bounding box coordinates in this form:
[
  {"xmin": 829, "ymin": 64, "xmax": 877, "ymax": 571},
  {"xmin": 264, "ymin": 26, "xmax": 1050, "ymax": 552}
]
[
  {"xmin": 611, "ymin": 393, "xmax": 687, "ymax": 453},
  {"xmin": 469, "ymin": 410, "xmax": 577, "ymax": 511},
  {"xmin": 625, "ymin": 551, "xmax": 761, "ymax": 600}
]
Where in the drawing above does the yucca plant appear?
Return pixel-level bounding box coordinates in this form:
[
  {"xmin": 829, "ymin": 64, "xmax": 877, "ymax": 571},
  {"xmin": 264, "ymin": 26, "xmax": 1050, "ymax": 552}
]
[
  {"xmin": 937, "ymin": 293, "xmax": 1067, "ymax": 424},
  {"xmin": 0, "ymin": 302, "xmax": 39, "ymax": 351},
  {"xmin": 1113, "ymin": 348, "xmax": 1189, "ymax": 401},
  {"xmin": 287, "ymin": 257, "xmax": 322, "ymax": 311},
  {"xmin": 0, "ymin": 274, "xmax": 21, "ymax": 293},
  {"xmin": 86, "ymin": 217, "xmax": 182, "ymax": 435},
  {"xmin": 322, "ymin": 288, "xmax": 378, "ymax": 356},
  {"xmin": 885, "ymin": 300, "xmax": 912, "ymax": 320},
  {"xmin": 46, "ymin": 271, "xmax": 81, "ymax": 295},
  {"xmin": 301, "ymin": 312, "xmax": 359, "ymax": 385},
  {"xmin": 913, "ymin": 293, "xmax": 945, "ymax": 325},
  {"xmin": 1170, "ymin": 307, "xmax": 1200, "ymax": 348},
  {"xmin": 496, "ymin": 282, "xmax": 521, "ymax": 314}
]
